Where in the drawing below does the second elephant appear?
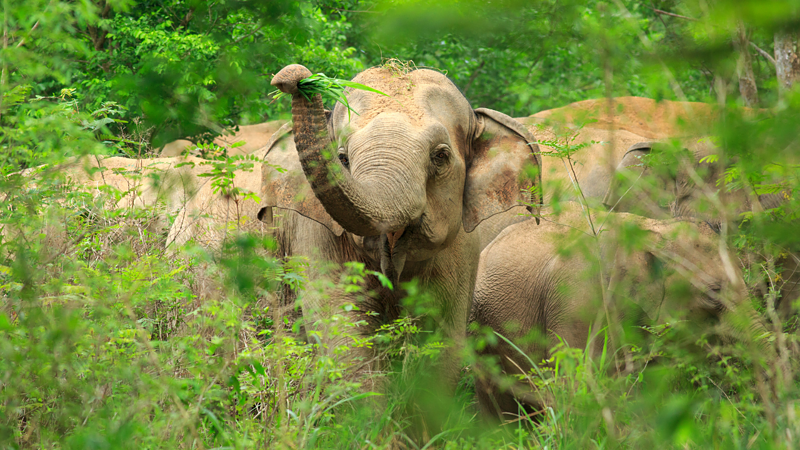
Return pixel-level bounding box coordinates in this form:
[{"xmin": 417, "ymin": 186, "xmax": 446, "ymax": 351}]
[
  {"xmin": 603, "ymin": 140, "xmax": 799, "ymax": 318},
  {"xmin": 471, "ymin": 203, "xmax": 771, "ymax": 420}
]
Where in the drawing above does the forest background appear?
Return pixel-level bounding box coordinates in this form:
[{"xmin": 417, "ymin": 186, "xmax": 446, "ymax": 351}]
[
  {"xmin": 4, "ymin": 0, "xmax": 799, "ymax": 166},
  {"xmin": 1, "ymin": 0, "xmax": 800, "ymax": 449}
]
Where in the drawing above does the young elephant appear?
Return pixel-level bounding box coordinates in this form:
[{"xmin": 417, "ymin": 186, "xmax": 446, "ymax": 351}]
[{"xmin": 471, "ymin": 204, "xmax": 770, "ymax": 420}]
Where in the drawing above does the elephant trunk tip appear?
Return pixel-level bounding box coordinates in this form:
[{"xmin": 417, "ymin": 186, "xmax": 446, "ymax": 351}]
[{"xmin": 272, "ymin": 64, "xmax": 313, "ymax": 95}]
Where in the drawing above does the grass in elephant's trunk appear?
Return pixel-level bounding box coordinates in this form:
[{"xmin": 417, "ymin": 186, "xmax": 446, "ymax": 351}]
[{"xmin": 270, "ymin": 72, "xmax": 388, "ymax": 119}]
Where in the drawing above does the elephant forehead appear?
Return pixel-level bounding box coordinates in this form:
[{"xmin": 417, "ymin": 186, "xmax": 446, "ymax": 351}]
[
  {"xmin": 341, "ymin": 67, "xmax": 467, "ymax": 129},
  {"xmin": 346, "ymin": 114, "xmax": 450, "ymax": 157}
]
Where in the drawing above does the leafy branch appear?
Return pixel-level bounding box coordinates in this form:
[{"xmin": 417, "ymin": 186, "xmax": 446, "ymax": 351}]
[
  {"xmin": 270, "ymin": 73, "xmax": 388, "ymax": 120},
  {"xmin": 536, "ymin": 123, "xmax": 603, "ymax": 236}
]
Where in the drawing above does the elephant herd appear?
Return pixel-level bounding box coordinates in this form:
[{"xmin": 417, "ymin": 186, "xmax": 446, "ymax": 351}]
[{"xmin": 24, "ymin": 64, "xmax": 794, "ymax": 423}]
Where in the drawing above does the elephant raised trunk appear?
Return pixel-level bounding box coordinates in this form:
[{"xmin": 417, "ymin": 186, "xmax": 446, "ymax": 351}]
[{"xmin": 271, "ymin": 64, "xmax": 419, "ymax": 238}]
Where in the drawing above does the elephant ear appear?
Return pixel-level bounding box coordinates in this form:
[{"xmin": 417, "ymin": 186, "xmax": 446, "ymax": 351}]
[
  {"xmin": 463, "ymin": 108, "xmax": 542, "ymax": 233},
  {"xmin": 602, "ymin": 141, "xmax": 655, "ymax": 209},
  {"xmin": 602, "ymin": 141, "xmax": 676, "ymax": 219},
  {"xmin": 258, "ymin": 121, "xmax": 345, "ymax": 236},
  {"xmin": 602, "ymin": 225, "xmax": 666, "ymax": 322},
  {"xmin": 630, "ymin": 250, "xmax": 668, "ymax": 321}
]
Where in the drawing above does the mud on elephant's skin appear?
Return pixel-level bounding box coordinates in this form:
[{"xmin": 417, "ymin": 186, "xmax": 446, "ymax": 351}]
[
  {"xmin": 259, "ymin": 64, "xmax": 542, "ymax": 390},
  {"xmin": 471, "ymin": 203, "xmax": 772, "ymax": 420}
]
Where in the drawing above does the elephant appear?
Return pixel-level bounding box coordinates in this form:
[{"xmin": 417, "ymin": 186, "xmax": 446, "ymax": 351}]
[
  {"xmin": 165, "ymin": 132, "xmax": 281, "ymax": 249},
  {"xmin": 602, "ymin": 139, "xmax": 799, "ymax": 318},
  {"xmin": 519, "ymin": 119, "xmax": 652, "ymax": 206},
  {"xmin": 19, "ymin": 154, "xmax": 209, "ymax": 225},
  {"xmin": 4, "ymin": 154, "xmax": 214, "ymax": 262},
  {"xmin": 470, "ymin": 203, "xmax": 772, "ymax": 420},
  {"xmin": 522, "ymin": 96, "xmax": 720, "ymax": 140},
  {"xmin": 256, "ymin": 63, "xmax": 542, "ymax": 392},
  {"xmin": 512, "ymin": 96, "xmax": 719, "ymax": 209},
  {"xmin": 513, "ymin": 97, "xmax": 797, "ymax": 319},
  {"xmin": 158, "ymin": 120, "xmax": 287, "ymax": 158},
  {"xmin": 471, "ymin": 113, "xmax": 657, "ymax": 250}
]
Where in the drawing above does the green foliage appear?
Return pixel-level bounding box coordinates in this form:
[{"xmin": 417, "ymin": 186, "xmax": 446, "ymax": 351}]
[
  {"xmin": 271, "ymin": 72, "xmax": 389, "ymax": 119},
  {"xmin": 2, "ymin": 0, "xmax": 800, "ymax": 448}
]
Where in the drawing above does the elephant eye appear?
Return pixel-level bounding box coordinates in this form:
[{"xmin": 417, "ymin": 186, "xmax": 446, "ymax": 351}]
[
  {"xmin": 338, "ymin": 152, "xmax": 349, "ymax": 168},
  {"xmin": 432, "ymin": 145, "xmax": 450, "ymax": 166}
]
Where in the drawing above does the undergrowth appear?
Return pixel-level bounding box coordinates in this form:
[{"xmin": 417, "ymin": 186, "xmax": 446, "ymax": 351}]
[{"xmin": 2, "ymin": 142, "xmax": 800, "ymax": 450}]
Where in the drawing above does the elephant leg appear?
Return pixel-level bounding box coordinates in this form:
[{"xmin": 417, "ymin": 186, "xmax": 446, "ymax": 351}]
[
  {"xmin": 778, "ymin": 253, "xmax": 800, "ymax": 320},
  {"xmin": 276, "ymin": 211, "xmax": 386, "ymax": 388},
  {"xmin": 299, "ymin": 270, "xmax": 384, "ymax": 384}
]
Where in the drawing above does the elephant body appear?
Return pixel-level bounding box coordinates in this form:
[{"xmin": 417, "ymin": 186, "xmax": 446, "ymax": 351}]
[
  {"xmin": 166, "ymin": 146, "xmax": 273, "ymax": 249},
  {"xmin": 13, "ymin": 153, "xmax": 272, "ymax": 255},
  {"xmin": 158, "ymin": 120, "xmax": 287, "ymax": 158},
  {"xmin": 257, "ymin": 64, "xmax": 542, "ymax": 389},
  {"xmin": 516, "ymin": 97, "xmax": 797, "ymax": 319},
  {"xmin": 471, "ymin": 203, "xmax": 768, "ymax": 420},
  {"xmin": 20, "ymin": 154, "xmax": 209, "ymax": 225},
  {"xmin": 4, "ymin": 155, "xmax": 218, "ymax": 263}
]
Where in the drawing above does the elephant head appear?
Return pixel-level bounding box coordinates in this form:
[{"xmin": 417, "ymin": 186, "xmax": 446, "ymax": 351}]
[
  {"xmin": 602, "ymin": 139, "xmax": 786, "ymax": 226},
  {"xmin": 613, "ymin": 217, "xmax": 765, "ymax": 340},
  {"xmin": 471, "ymin": 207, "xmax": 773, "ymax": 419},
  {"xmin": 262, "ymin": 64, "xmax": 541, "ymax": 282}
]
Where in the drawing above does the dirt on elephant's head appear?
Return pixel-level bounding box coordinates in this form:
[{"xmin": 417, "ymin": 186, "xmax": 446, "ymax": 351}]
[
  {"xmin": 525, "ymin": 97, "xmax": 723, "ymax": 139},
  {"xmin": 346, "ymin": 62, "xmax": 455, "ymax": 127},
  {"xmin": 347, "ymin": 66, "xmax": 423, "ymax": 125}
]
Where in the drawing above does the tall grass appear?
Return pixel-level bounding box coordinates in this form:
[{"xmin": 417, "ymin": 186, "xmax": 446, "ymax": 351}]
[{"xmin": 2, "ymin": 78, "xmax": 800, "ymax": 450}]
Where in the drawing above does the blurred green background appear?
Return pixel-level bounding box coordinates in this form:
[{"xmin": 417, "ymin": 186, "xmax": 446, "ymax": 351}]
[{"xmin": 2, "ymin": 0, "xmax": 798, "ymax": 168}]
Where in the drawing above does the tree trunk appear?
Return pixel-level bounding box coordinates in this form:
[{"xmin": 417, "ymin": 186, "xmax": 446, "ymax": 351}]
[
  {"xmin": 775, "ymin": 30, "xmax": 800, "ymax": 93},
  {"xmin": 735, "ymin": 22, "xmax": 759, "ymax": 107}
]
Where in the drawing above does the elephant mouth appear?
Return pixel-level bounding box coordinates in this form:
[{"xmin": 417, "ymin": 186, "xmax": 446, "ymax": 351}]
[
  {"xmin": 386, "ymin": 227, "xmax": 405, "ymax": 252},
  {"xmin": 381, "ymin": 227, "xmax": 408, "ymax": 286}
]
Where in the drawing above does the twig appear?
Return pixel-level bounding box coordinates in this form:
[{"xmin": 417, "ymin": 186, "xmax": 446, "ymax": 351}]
[
  {"xmin": 597, "ymin": 169, "xmax": 645, "ymax": 233},
  {"xmin": 562, "ymin": 157, "xmax": 597, "ymax": 236},
  {"xmin": 535, "ymin": 215, "xmax": 594, "ymax": 237},
  {"xmin": 705, "ymin": 374, "xmax": 753, "ymax": 424},
  {"xmin": 614, "ymin": 0, "xmax": 694, "ymax": 111},
  {"xmin": 649, "ymin": 7, "xmax": 699, "ymax": 22},
  {"xmin": 14, "ymin": 20, "xmax": 39, "ymax": 48},
  {"xmin": 462, "ymin": 60, "xmax": 485, "ymax": 95},
  {"xmin": 760, "ymin": 262, "xmax": 791, "ymax": 385},
  {"xmin": 750, "ymin": 42, "xmax": 776, "ymax": 66},
  {"xmin": 333, "ymin": 8, "xmax": 380, "ymax": 14},
  {"xmin": 234, "ymin": 24, "xmax": 265, "ymax": 43},
  {"xmin": 180, "ymin": 8, "xmax": 194, "ymax": 28}
]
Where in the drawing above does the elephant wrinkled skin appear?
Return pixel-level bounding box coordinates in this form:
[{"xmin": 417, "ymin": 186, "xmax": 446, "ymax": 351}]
[
  {"xmin": 471, "ymin": 203, "xmax": 771, "ymax": 420},
  {"xmin": 259, "ymin": 64, "xmax": 542, "ymax": 390}
]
